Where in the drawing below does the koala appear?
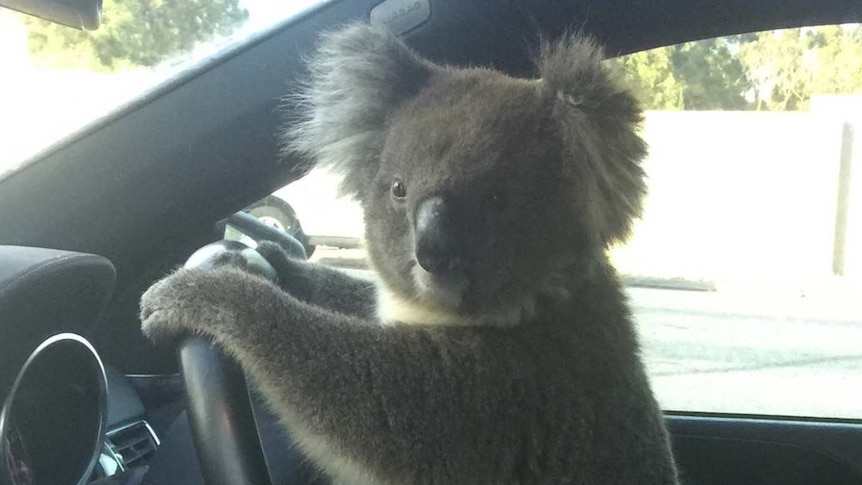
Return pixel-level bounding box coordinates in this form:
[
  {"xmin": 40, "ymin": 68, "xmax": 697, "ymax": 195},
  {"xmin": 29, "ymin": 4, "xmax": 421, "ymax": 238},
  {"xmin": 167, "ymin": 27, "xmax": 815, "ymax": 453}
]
[{"xmin": 140, "ymin": 23, "xmax": 679, "ymax": 485}]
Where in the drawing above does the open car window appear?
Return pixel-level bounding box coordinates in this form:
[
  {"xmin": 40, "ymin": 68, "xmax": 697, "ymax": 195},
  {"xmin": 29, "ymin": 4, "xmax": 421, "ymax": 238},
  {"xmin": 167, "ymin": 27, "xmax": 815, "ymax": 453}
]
[
  {"xmin": 244, "ymin": 23, "xmax": 862, "ymax": 420},
  {"xmin": 0, "ymin": 0, "xmax": 328, "ymax": 176}
]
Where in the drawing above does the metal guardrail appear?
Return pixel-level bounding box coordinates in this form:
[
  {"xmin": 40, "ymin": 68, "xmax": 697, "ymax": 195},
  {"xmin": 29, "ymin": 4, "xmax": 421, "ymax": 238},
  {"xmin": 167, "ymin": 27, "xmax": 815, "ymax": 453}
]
[{"xmin": 307, "ymin": 235, "xmax": 364, "ymax": 249}]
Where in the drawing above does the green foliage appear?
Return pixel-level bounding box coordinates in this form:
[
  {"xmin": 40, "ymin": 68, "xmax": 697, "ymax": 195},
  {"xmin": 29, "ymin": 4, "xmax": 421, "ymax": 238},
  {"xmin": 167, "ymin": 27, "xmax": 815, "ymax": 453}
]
[
  {"xmin": 611, "ymin": 47, "xmax": 685, "ymax": 110},
  {"xmin": 737, "ymin": 25, "xmax": 862, "ymax": 110},
  {"xmin": 670, "ymin": 36, "xmax": 750, "ymax": 110},
  {"xmin": 611, "ymin": 36, "xmax": 750, "ymax": 111},
  {"xmin": 615, "ymin": 24, "xmax": 861, "ymax": 111},
  {"xmin": 807, "ymin": 25, "xmax": 862, "ymax": 97},
  {"xmin": 738, "ymin": 28, "xmax": 812, "ymax": 110},
  {"xmin": 22, "ymin": 7, "xmax": 861, "ymax": 112},
  {"xmin": 25, "ymin": 0, "xmax": 248, "ymax": 70}
]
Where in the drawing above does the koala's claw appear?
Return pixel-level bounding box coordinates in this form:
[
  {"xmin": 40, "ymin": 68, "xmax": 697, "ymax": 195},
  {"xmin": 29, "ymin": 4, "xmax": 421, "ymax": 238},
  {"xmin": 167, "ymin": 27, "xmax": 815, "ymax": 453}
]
[
  {"xmin": 139, "ymin": 269, "xmax": 218, "ymax": 345},
  {"xmin": 254, "ymin": 240, "xmax": 307, "ymax": 289},
  {"xmin": 139, "ymin": 308, "xmax": 178, "ymax": 345},
  {"xmin": 210, "ymin": 250, "xmax": 250, "ymax": 269},
  {"xmin": 139, "ymin": 275, "xmax": 189, "ymax": 345},
  {"xmin": 255, "ymin": 241, "xmax": 294, "ymax": 266}
]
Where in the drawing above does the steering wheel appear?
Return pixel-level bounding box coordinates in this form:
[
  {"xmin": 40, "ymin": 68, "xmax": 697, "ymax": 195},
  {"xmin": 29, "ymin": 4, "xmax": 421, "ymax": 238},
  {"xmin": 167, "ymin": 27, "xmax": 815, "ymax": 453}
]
[{"xmin": 178, "ymin": 213, "xmax": 307, "ymax": 485}]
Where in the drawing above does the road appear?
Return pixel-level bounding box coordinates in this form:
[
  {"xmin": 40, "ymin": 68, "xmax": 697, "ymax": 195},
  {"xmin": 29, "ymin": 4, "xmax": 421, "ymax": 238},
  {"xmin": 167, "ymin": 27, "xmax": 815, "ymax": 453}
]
[
  {"xmin": 310, "ymin": 249, "xmax": 862, "ymax": 420},
  {"xmin": 629, "ymin": 287, "xmax": 862, "ymax": 419}
]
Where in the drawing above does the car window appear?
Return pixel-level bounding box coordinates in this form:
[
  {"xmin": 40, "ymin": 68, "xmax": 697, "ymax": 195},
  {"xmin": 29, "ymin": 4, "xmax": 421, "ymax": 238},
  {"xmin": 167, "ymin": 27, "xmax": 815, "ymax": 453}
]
[
  {"xmin": 606, "ymin": 24, "xmax": 862, "ymax": 419},
  {"xmin": 0, "ymin": 0, "xmax": 329, "ymax": 176},
  {"xmin": 245, "ymin": 24, "xmax": 862, "ymax": 419}
]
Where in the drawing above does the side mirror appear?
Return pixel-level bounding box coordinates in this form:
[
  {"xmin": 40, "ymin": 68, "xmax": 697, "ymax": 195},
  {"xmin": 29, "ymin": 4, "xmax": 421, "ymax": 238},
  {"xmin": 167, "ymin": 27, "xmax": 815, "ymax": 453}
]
[{"xmin": 1, "ymin": 0, "xmax": 102, "ymax": 30}]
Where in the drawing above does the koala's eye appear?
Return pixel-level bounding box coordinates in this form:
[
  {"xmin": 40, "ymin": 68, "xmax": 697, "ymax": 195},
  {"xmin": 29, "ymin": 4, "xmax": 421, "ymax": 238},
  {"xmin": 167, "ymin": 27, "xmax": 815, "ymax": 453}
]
[{"xmin": 391, "ymin": 179, "xmax": 407, "ymax": 200}]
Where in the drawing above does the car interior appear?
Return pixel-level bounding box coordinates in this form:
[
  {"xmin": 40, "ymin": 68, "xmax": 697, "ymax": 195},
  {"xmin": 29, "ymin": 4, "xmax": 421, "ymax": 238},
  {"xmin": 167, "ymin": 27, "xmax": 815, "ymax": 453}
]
[{"xmin": 1, "ymin": 0, "xmax": 862, "ymax": 484}]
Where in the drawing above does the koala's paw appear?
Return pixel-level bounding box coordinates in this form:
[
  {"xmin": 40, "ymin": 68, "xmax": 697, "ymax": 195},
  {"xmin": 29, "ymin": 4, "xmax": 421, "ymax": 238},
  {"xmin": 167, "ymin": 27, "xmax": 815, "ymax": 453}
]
[
  {"xmin": 255, "ymin": 240, "xmax": 298, "ymax": 265},
  {"xmin": 139, "ymin": 268, "xmax": 238, "ymax": 345},
  {"xmin": 255, "ymin": 240, "xmax": 308, "ymax": 288},
  {"xmin": 209, "ymin": 249, "xmax": 251, "ymax": 269}
]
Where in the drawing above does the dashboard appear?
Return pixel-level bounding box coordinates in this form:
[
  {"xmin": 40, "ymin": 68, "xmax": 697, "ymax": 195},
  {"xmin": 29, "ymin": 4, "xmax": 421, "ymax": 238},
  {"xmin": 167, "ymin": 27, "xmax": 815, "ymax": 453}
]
[{"xmin": 0, "ymin": 246, "xmax": 158, "ymax": 485}]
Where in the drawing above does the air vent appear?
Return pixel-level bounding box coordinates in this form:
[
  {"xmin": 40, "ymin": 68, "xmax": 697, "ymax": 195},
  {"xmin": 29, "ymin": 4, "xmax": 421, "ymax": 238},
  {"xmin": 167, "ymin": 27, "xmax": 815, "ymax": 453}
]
[{"xmin": 104, "ymin": 421, "xmax": 160, "ymax": 469}]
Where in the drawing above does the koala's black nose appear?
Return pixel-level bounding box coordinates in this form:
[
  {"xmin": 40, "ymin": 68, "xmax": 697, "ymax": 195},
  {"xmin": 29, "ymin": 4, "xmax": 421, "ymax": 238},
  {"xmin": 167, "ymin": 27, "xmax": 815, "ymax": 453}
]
[{"xmin": 415, "ymin": 197, "xmax": 462, "ymax": 274}]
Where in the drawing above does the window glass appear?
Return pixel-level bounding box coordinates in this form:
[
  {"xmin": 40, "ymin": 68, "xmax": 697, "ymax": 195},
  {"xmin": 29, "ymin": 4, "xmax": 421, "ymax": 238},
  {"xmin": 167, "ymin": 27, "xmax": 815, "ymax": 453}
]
[
  {"xmin": 0, "ymin": 0, "xmax": 328, "ymax": 176},
  {"xmin": 247, "ymin": 24, "xmax": 862, "ymax": 419},
  {"xmin": 608, "ymin": 25, "xmax": 862, "ymax": 418}
]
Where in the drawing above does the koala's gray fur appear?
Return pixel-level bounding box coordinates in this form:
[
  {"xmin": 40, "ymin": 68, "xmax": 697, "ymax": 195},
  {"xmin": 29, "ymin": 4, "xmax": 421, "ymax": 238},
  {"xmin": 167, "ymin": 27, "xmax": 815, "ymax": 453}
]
[{"xmin": 141, "ymin": 23, "xmax": 679, "ymax": 485}]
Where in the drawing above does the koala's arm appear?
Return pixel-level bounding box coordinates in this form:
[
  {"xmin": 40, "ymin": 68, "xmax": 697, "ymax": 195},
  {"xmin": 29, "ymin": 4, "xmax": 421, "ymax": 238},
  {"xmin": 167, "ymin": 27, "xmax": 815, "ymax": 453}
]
[
  {"xmin": 256, "ymin": 240, "xmax": 378, "ymax": 319},
  {"xmin": 140, "ymin": 265, "xmax": 677, "ymax": 485},
  {"xmin": 140, "ymin": 266, "xmax": 466, "ymax": 483}
]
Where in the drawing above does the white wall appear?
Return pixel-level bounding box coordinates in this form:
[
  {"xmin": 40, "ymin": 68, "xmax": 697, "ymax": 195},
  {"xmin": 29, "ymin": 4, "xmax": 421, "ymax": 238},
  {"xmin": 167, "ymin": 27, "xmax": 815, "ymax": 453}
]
[{"xmin": 612, "ymin": 104, "xmax": 860, "ymax": 287}]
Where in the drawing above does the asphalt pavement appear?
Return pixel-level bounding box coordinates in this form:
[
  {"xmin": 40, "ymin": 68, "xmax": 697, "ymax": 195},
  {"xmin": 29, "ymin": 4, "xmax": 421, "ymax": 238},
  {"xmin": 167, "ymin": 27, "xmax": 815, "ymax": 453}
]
[{"xmin": 629, "ymin": 287, "xmax": 862, "ymax": 419}]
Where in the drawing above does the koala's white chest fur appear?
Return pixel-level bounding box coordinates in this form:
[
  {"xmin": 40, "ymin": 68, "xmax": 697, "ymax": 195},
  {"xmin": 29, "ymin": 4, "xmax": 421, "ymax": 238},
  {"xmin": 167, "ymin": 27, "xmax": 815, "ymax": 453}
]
[{"xmin": 376, "ymin": 285, "xmax": 528, "ymax": 327}]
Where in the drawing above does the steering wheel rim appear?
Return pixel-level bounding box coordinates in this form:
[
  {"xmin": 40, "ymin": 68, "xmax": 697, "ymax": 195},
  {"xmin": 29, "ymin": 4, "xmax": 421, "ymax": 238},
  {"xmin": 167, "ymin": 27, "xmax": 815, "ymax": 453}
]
[
  {"xmin": 179, "ymin": 332, "xmax": 272, "ymax": 485},
  {"xmin": 178, "ymin": 218, "xmax": 308, "ymax": 485}
]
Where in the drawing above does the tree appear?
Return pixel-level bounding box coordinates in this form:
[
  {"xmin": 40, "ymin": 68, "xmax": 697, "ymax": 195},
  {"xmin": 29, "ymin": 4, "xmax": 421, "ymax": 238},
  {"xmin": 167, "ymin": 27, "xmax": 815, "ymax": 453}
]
[
  {"xmin": 614, "ymin": 25, "xmax": 862, "ymax": 112},
  {"xmin": 808, "ymin": 25, "xmax": 862, "ymax": 97},
  {"xmin": 610, "ymin": 46, "xmax": 685, "ymax": 110},
  {"xmin": 25, "ymin": 0, "xmax": 248, "ymax": 71},
  {"xmin": 738, "ymin": 28, "xmax": 813, "ymax": 110},
  {"xmin": 738, "ymin": 25, "xmax": 862, "ymax": 110},
  {"xmin": 669, "ymin": 36, "xmax": 751, "ymax": 110},
  {"xmin": 611, "ymin": 36, "xmax": 752, "ymax": 110}
]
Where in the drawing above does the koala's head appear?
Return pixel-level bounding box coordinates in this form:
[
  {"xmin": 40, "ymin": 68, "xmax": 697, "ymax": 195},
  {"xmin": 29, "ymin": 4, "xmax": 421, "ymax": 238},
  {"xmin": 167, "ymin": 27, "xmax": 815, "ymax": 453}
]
[{"xmin": 289, "ymin": 24, "xmax": 646, "ymax": 324}]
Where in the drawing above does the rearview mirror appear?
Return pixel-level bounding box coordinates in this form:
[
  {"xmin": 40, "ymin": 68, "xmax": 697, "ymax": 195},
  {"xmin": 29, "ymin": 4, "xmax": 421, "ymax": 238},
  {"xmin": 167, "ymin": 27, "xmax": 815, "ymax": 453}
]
[{"xmin": 1, "ymin": 0, "xmax": 101, "ymax": 30}]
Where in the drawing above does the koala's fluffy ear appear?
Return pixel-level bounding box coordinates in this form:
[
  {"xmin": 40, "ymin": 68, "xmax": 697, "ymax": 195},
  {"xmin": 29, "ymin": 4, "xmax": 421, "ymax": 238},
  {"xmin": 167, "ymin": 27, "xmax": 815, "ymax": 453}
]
[
  {"xmin": 286, "ymin": 23, "xmax": 436, "ymax": 198},
  {"xmin": 537, "ymin": 34, "xmax": 647, "ymax": 246}
]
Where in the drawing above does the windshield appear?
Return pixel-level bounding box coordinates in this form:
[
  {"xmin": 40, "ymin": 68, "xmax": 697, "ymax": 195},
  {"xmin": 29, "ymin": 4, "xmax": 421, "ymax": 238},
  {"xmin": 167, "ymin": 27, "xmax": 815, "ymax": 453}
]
[{"xmin": 0, "ymin": 0, "xmax": 327, "ymax": 177}]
